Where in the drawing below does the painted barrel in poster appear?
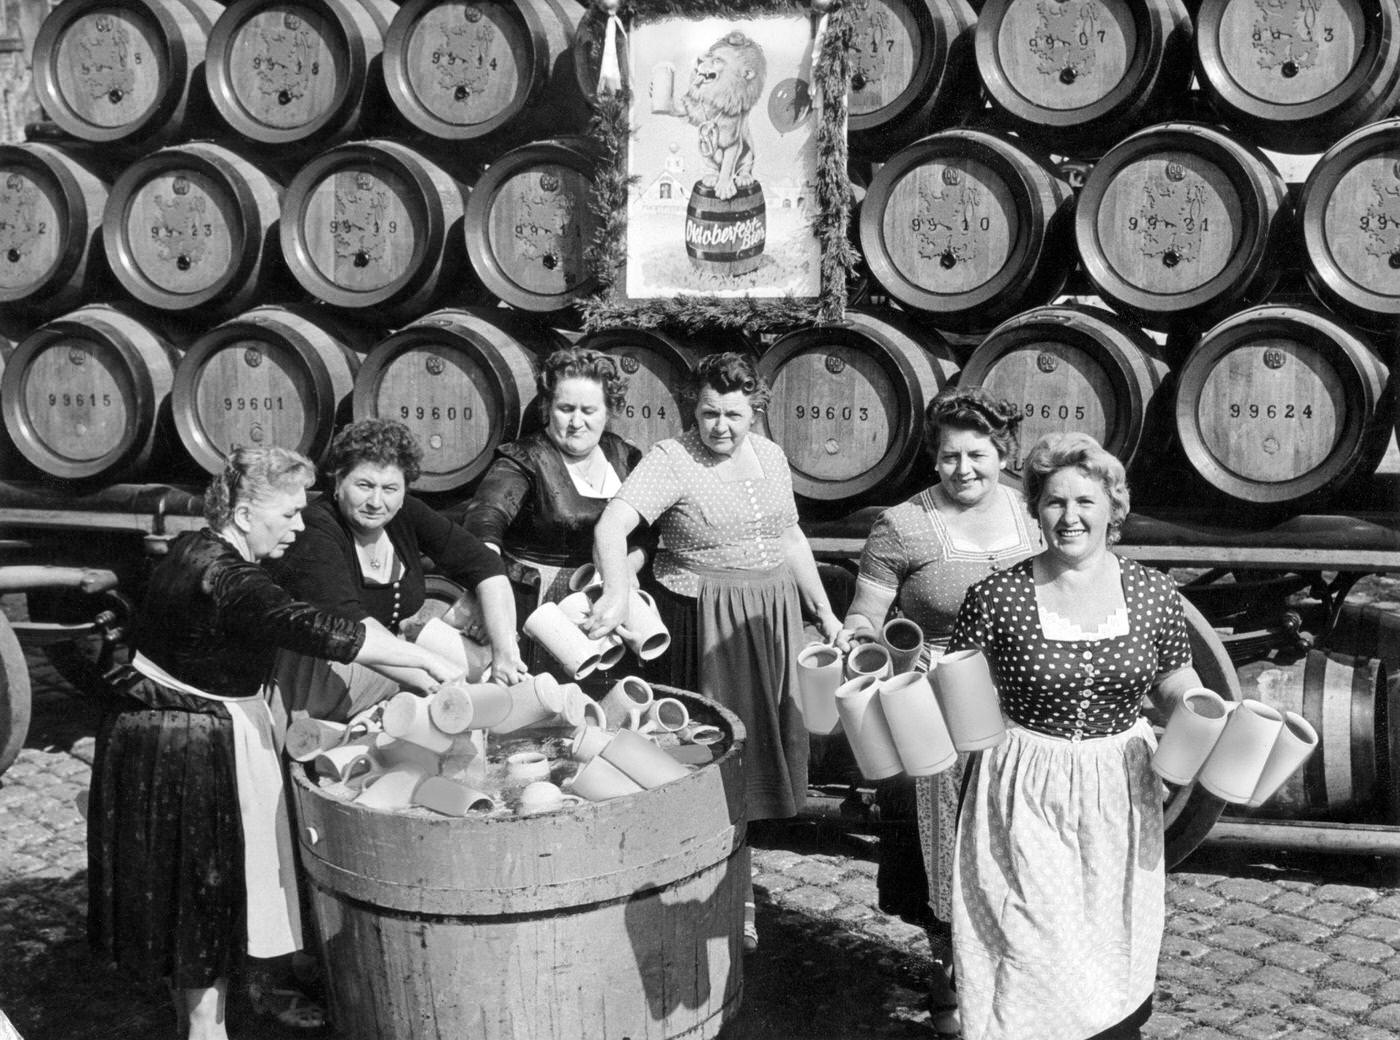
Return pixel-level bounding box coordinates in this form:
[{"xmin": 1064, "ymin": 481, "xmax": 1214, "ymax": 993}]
[
  {"xmin": 684, "ymin": 180, "xmax": 767, "ymax": 276},
  {"xmin": 289, "ymin": 689, "xmax": 747, "ymax": 1040}
]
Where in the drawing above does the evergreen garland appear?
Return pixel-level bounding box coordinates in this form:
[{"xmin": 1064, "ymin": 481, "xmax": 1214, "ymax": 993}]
[{"xmin": 579, "ymin": 0, "xmax": 854, "ymax": 335}]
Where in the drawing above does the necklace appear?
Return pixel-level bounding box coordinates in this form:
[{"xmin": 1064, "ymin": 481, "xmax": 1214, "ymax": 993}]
[
  {"xmin": 567, "ymin": 450, "xmax": 607, "ymax": 490},
  {"xmin": 360, "ymin": 534, "xmax": 389, "ymax": 573}
]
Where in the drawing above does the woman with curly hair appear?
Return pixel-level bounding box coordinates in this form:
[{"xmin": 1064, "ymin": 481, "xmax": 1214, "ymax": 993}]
[
  {"xmin": 835, "ymin": 386, "xmax": 1041, "ymax": 1037},
  {"xmin": 271, "ymin": 418, "xmax": 525, "ymax": 723},
  {"xmin": 88, "ymin": 447, "xmax": 461, "ymax": 1039},
  {"xmin": 459, "ymin": 347, "xmax": 650, "ymax": 670},
  {"xmin": 586, "ymin": 352, "xmax": 842, "ymax": 951}
]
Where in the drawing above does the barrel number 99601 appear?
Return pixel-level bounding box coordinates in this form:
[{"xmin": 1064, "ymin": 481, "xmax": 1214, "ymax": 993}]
[
  {"xmin": 1024, "ymin": 402, "xmax": 1087, "ymax": 420},
  {"xmin": 401, "ymin": 405, "xmax": 473, "ymax": 421},
  {"xmin": 1229, "ymin": 403, "xmax": 1312, "ymax": 419},
  {"xmin": 794, "ymin": 404, "xmax": 870, "ymax": 421},
  {"xmin": 49, "ymin": 392, "xmax": 112, "ymax": 407},
  {"xmin": 224, "ymin": 397, "xmax": 285, "ymax": 411}
]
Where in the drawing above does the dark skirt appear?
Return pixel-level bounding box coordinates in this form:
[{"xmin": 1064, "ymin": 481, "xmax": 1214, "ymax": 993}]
[
  {"xmin": 87, "ymin": 678, "xmax": 245, "ymax": 988},
  {"xmin": 651, "ymin": 566, "xmax": 807, "ymax": 821}
]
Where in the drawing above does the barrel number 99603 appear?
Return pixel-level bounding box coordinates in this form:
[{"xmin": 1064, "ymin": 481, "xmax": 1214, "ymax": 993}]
[
  {"xmin": 401, "ymin": 405, "xmax": 473, "ymax": 421},
  {"xmin": 1229, "ymin": 403, "xmax": 1312, "ymax": 419},
  {"xmin": 794, "ymin": 404, "xmax": 870, "ymax": 421}
]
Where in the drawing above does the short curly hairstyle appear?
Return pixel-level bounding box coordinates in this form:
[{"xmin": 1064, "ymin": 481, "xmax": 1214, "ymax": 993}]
[
  {"xmin": 323, "ymin": 418, "xmax": 423, "ymax": 489},
  {"xmin": 534, "ymin": 347, "xmax": 628, "ymax": 423},
  {"xmin": 924, "ymin": 386, "xmax": 1022, "ymax": 461},
  {"xmin": 1022, "ymin": 432, "xmax": 1131, "ymax": 544},
  {"xmin": 686, "ymin": 352, "xmax": 771, "ymax": 411},
  {"xmin": 204, "ymin": 446, "xmax": 316, "ymax": 529}
]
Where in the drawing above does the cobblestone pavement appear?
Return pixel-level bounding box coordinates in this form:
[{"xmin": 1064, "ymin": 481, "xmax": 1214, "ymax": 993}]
[{"xmin": 4, "ymin": 580, "xmax": 1400, "ymax": 1039}]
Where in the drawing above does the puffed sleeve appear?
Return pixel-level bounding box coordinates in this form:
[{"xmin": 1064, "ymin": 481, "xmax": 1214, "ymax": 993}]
[
  {"xmin": 947, "ymin": 581, "xmax": 995, "ymax": 656},
  {"xmin": 405, "ymin": 495, "xmax": 507, "ymax": 589},
  {"xmin": 856, "ymin": 509, "xmax": 907, "ymax": 592},
  {"xmin": 209, "ymin": 557, "xmax": 364, "ymax": 662},
  {"xmin": 273, "ymin": 507, "xmax": 369, "ymax": 623},
  {"xmin": 616, "ymin": 441, "xmax": 683, "ymax": 524},
  {"xmin": 1154, "ymin": 578, "xmax": 1194, "ymax": 677},
  {"xmin": 459, "ymin": 444, "xmax": 532, "ymax": 549}
]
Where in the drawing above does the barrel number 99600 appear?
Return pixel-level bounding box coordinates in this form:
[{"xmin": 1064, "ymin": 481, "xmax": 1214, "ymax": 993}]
[
  {"xmin": 794, "ymin": 404, "xmax": 870, "ymax": 421},
  {"xmin": 401, "ymin": 405, "xmax": 473, "ymax": 421},
  {"xmin": 1228, "ymin": 403, "xmax": 1312, "ymax": 419}
]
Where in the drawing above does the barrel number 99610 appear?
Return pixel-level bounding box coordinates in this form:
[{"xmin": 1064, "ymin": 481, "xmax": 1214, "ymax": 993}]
[
  {"xmin": 400, "ymin": 405, "xmax": 473, "ymax": 421},
  {"xmin": 794, "ymin": 404, "xmax": 870, "ymax": 421},
  {"xmin": 1228, "ymin": 402, "xmax": 1312, "ymax": 419}
]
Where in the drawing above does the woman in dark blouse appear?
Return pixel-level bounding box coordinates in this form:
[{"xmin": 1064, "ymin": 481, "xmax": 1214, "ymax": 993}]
[
  {"xmin": 272, "ymin": 419, "xmax": 525, "ymax": 722},
  {"xmin": 87, "ymin": 447, "xmax": 459, "ymax": 1040},
  {"xmin": 461, "ymin": 347, "xmax": 649, "ymax": 670}
]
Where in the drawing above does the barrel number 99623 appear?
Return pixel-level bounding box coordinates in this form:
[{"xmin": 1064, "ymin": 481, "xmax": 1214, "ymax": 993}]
[
  {"xmin": 401, "ymin": 405, "xmax": 473, "ymax": 421},
  {"xmin": 1228, "ymin": 403, "xmax": 1312, "ymax": 419},
  {"xmin": 794, "ymin": 404, "xmax": 870, "ymax": 421}
]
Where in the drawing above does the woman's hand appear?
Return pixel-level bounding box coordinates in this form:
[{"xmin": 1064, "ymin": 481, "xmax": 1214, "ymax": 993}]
[
  {"xmin": 418, "ymin": 649, "xmax": 463, "ymax": 686},
  {"xmin": 583, "ymin": 585, "xmax": 630, "ymax": 640},
  {"xmin": 490, "ymin": 641, "xmax": 528, "ymax": 686},
  {"xmin": 816, "ymin": 610, "xmax": 843, "ymax": 645}
]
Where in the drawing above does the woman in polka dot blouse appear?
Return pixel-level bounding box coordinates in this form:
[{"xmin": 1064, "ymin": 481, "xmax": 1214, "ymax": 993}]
[
  {"xmin": 947, "ymin": 432, "xmax": 1202, "ymax": 1040},
  {"xmin": 587, "ymin": 352, "xmax": 843, "ymax": 952},
  {"xmin": 270, "ymin": 419, "xmax": 525, "ymax": 724},
  {"xmin": 836, "ymin": 386, "xmax": 1041, "ymax": 1036}
]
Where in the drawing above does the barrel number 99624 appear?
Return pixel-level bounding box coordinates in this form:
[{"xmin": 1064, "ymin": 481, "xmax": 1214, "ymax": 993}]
[
  {"xmin": 1228, "ymin": 402, "xmax": 1312, "ymax": 419},
  {"xmin": 401, "ymin": 405, "xmax": 473, "ymax": 421},
  {"xmin": 794, "ymin": 404, "xmax": 870, "ymax": 421}
]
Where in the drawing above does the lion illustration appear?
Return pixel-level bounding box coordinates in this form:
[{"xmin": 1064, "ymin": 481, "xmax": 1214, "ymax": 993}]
[{"xmin": 656, "ymin": 31, "xmax": 767, "ymax": 200}]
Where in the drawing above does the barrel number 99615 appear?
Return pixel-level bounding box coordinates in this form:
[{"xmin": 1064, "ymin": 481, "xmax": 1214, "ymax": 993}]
[
  {"xmin": 401, "ymin": 405, "xmax": 473, "ymax": 421},
  {"xmin": 1228, "ymin": 403, "xmax": 1312, "ymax": 419},
  {"xmin": 49, "ymin": 393, "xmax": 112, "ymax": 407},
  {"xmin": 794, "ymin": 404, "xmax": 870, "ymax": 421}
]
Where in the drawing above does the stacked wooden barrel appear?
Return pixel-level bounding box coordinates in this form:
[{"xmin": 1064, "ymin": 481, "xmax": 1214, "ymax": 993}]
[{"xmin": 3, "ymin": 0, "xmax": 1397, "ymax": 521}]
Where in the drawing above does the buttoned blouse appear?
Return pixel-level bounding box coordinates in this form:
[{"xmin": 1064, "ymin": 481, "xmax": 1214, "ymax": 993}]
[
  {"xmin": 948, "ymin": 557, "xmax": 1192, "ymax": 741},
  {"xmin": 616, "ymin": 430, "xmax": 799, "ymax": 598}
]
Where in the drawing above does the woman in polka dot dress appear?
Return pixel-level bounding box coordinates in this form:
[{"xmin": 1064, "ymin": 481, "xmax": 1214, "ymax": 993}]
[
  {"xmin": 587, "ymin": 352, "xmax": 843, "ymax": 951},
  {"xmin": 947, "ymin": 433, "xmax": 1202, "ymax": 1040},
  {"xmin": 836, "ymin": 387, "xmax": 1040, "ymax": 1036},
  {"xmin": 270, "ymin": 419, "xmax": 526, "ymax": 724}
]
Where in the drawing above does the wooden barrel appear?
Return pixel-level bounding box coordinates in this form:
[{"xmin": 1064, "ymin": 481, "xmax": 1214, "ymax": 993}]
[
  {"xmin": 290, "ymin": 689, "xmax": 745, "ymax": 1040},
  {"xmin": 858, "ymin": 129, "xmax": 1074, "ymax": 332},
  {"xmin": 383, "ymin": 0, "xmax": 585, "ymax": 143},
  {"xmin": 1173, "ymin": 304, "xmax": 1394, "ymax": 512},
  {"xmin": 0, "ymin": 143, "xmax": 110, "ymax": 317},
  {"xmin": 974, "ymin": 0, "xmax": 1194, "ymax": 152},
  {"xmin": 463, "ymin": 136, "xmax": 600, "ymax": 319},
  {"xmin": 1075, "ymin": 121, "xmax": 1289, "ymax": 332},
  {"xmin": 281, "ymin": 139, "xmax": 471, "ymax": 320},
  {"xmin": 32, "ymin": 0, "xmax": 221, "ymax": 149},
  {"xmin": 571, "ymin": 328, "xmax": 706, "ymax": 453},
  {"xmin": 684, "ymin": 182, "xmax": 766, "ymax": 276},
  {"xmin": 205, "ymin": 0, "xmax": 396, "ymax": 152},
  {"xmin": 759, "ymin": 309, "xmax": 959, "ymax": 511},
  {"xmin": 353, "ymin": 307, "xmax": 567, "ymax": 494},
  {"xmin": 846, "ymin": 0, "xmax": 979, "ymax": 155},
  {"xmin": 1327, "ymin": 602, "xmax": 1400, "ymax": 675},
  {"xmin": 1195, "ymin": 0, "xmax": 1400, "ymax": 153},
  {"xmin": 958, "ymin": 304, "xmax": 1171, "ymax": 484},
  {"xmin": 1297, "ymin": 118, "xmax": 1400, "ymax": 328},
  {"xmin": 1235, "ymin": 650, "xmax": 1390, "ymax": 821},
  {"xmin": 0, "ymin": 304, "xmax": 177, "ymax": 483},
  {"xmin": 172, "ymin": 305, "xmax": 362, "ymax": 475},
  {"xmin": 104, "ymin": 142, "xmax": 284, "ymax": 317}
]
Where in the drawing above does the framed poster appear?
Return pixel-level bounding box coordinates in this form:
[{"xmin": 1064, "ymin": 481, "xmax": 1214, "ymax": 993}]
[{"xmin": 582, "ymin": 0, "xmax": 854, "ymax": 332}]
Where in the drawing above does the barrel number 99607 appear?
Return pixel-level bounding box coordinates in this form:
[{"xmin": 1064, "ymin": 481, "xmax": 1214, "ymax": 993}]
[
  {"xmin": 1024, "ymin": 402, "xmax": 1087, "ymax": 420},
  {"xmin": 401, "ymin": 405, "xmax": 473, "ymax": 421},
  {"xmin": 1229, "ymin": 403, "xmax": 1312, "ymax": 419},
  {"xmin": 794, "ymin": 404, "xmax": 870, "ymax": 421}
]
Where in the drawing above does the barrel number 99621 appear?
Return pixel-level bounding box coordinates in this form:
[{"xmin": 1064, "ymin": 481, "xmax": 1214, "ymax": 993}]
[
  {"xmin": 794, "ymin": 404, "xmax": 870, "ymax": 421},
  {"xmin": 401, "ymin": 405, "xmax": 473, "ymax": 421},
  {"xmin": 1228, "ymin": 402, "xmax": 1312, "ymax": 419}
]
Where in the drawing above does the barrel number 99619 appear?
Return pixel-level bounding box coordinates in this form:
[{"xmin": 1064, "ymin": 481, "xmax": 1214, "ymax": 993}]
[
  {"xmin": 1228, "ymin": 403, "xmax": 1312, "ymax": 419},
  {"xmin": 794, "ymin": 404, "xmax": 870, "ymax": 421},
  {"xmin": 401, "ymin": 405, "xmax": 473, "ymax": 421}
]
